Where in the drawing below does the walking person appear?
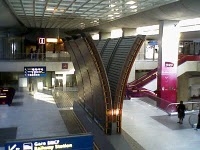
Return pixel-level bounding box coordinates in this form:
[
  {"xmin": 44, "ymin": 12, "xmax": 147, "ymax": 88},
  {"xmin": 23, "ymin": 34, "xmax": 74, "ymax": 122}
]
[{"xmin": 177, "ymin": 101, "xmax": 186, "ymax": 124}]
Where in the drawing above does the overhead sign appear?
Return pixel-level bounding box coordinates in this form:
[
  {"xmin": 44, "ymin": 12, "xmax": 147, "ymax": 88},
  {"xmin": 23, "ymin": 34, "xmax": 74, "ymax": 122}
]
[
  {"xmin": 38, "ymin": 38, "xmax": 45, "ymax": 44},
  {"xmin": 62, "ymin": 63, "xmax": 68, "ymax": 69},
  {"xmin": 24, "ymin": 66, "xmax": 46, "ymax": 77},
  {"xmin": 5, "ymin": 134, "xmax": 93, "ymax": 150}
]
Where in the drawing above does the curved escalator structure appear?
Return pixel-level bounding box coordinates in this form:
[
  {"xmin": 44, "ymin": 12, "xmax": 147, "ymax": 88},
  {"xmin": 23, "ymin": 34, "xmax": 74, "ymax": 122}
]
[
  {"xmin": 64, "ymin": 34, "xmax": 113, "ymax": 134},
  {"xmin": 64, "ymin": 33, "xmax": 145, "ymax": 134}
]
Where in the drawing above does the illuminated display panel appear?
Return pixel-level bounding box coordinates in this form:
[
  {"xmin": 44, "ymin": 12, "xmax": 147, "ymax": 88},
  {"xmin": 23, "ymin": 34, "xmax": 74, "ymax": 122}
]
[{"xmin": 24, "ymin": 66, "xmax": 46, "ymax": 77}]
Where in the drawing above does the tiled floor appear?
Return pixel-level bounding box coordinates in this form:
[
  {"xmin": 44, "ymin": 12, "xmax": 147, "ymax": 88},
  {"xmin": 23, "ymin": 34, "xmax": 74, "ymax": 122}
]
[
  {"xmin": 122, "ymin": 97, "xmax": 200, "ymax": 150},
  {"xmin": 1, "ymin": 91, "xmax": 200, "ymax": 150},
  {"xmin": 0, "ymin": 91, "xmax": 68, "ymax": 150}
]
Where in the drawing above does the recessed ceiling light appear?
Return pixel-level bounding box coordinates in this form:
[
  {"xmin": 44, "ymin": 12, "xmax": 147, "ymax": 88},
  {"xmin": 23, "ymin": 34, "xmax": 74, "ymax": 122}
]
[
  {"xmin": 109, "ymin": 4, "xmax": 116, "ymax": 7},
  {"xmin": 130, "ymin": 5, "xmax": 137, "ymax": 9},
  {"xmin": 114, "ymin": 12, "xmax": 120, "ymax": 15},
  {"xmin": 108, "ymin": 14, "xmax": 113, "ymax": 17},
  {"xmin": 126, "ymin": 1, "xmax": 136, "ymax": 5},
  {"xmin": 46, "ymin": 7, "xmax": 54, "ymax": 11}
]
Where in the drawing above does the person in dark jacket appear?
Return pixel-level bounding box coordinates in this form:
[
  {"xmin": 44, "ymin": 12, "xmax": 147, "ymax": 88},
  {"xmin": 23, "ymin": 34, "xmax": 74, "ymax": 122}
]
[{"xmin": 177, "ymin": 101, "xmax": 186, "ymax": 124}]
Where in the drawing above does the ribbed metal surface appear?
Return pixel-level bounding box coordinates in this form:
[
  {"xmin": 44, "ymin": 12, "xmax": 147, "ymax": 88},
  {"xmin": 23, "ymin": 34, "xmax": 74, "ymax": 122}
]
[
  {"xmin": 75, "ymin": 37, "xmax": 107, "ymax": 128},
  {"xmin": 107, "ymin": 36, "xmax": 137, "ymax": 98},
  {"xmin": 101, "ymin": 38, "xmax": 120, "ymax": 69},
  {"xmin": 96, "ymin": 39, "xmax": 109, "ymax": 54},
  {"xmin": 68, "ymin": 40, "xmax": 86, "ymax": 104}
]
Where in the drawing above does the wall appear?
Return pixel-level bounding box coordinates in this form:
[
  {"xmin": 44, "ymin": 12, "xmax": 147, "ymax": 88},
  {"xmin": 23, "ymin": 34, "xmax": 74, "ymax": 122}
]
[
  {"xmin": 177, "ymin": 73, "xmax": 190, "ymax": 102},
  {"xmin": 189, "ymin": 77, "xmax": 200, "ymax": 98}
]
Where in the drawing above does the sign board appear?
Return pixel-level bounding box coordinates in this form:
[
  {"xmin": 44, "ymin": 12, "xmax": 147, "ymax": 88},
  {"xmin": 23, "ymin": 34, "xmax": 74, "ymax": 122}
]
[
  {"xmin": 62, "ymin": 63, "xmax": 68, "ymax": 69},
  {"xmin": 38, "ymin": 38, "xmax": 45, "ymax": 44},
  {"xmin": 5, "ymin": 134, "xmax": 93, "ymax": 150},
  {"xmin": 24, "ymin": 66, "xmax": 46, "ymax": 77}
]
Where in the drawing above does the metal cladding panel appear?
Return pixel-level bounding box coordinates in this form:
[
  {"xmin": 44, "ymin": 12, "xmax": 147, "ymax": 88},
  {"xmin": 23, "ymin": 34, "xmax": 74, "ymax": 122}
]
[
  {"xmin": 64, "ymin": 41, "xmax": 82, "ymax": 99},
  {"xmin": 107, "ymin": 36, "xmax": 137, "ymax": 99},
  {"xmin": 67, "ymin": 40, "xmax": 85, "ymax": 103},
  {"xmin": 101, "ymin": 38, "xmax": 120, "ymax": 69},
  {"xmin": 74, "ymin": 38, "xmax": 93, "ymax": 113},
  {"xmin": 96, "ymin": 39, "xmax": 109, "ymax": 54},
  {"xmin": 75, "ymin": 38, "xmax": 106, "ymax": 125}
]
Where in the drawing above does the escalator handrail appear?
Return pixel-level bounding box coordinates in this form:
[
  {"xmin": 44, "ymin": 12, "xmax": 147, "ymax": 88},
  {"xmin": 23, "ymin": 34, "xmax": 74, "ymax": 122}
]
[
  {"xmin": 127, "ymin": 68, "xmax": 157, "ymax": 86},
  {"xmin": 166, "ymin": 101, "xmax": 200, "ymax": 115}
]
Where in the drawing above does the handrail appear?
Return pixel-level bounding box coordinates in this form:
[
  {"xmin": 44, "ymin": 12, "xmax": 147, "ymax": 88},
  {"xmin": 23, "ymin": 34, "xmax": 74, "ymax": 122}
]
[
  {"xmin": 127, "ymin": 68, "xmax": 157, "ymax": 86},
  {"xmin": 165, "ymin": 101, "xmax": 200, "ymax": 116}
]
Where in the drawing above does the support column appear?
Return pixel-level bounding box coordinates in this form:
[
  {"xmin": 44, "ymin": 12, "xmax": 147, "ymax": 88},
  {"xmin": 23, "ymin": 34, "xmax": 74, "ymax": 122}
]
[
  {"xmin": 122, "ymin": 28, "xmax": 136, "ymax": 37},
  {"xmin": 157, "ymin": 20, "xmax": 180, "ymax": 109},
  {"xmin": 99, "ymin": 32, "xmax": 111, "ymax": 40},
  {"xmin": 127, "ymin": 64, "xmax": 135, "ymax": 83},
  {"xmin": 63, "ymin": 73, "xmax": 66, "ymax": 91}
]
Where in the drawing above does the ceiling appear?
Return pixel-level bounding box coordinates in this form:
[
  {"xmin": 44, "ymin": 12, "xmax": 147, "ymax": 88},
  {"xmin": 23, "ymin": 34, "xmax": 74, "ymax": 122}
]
[
  {"xmin": 1, "ymin": 0, "xmax": 200, "ymax": 40},
  {"xmin": 3, "ymin": 0, "xmax": 178, "ymax": 30}
]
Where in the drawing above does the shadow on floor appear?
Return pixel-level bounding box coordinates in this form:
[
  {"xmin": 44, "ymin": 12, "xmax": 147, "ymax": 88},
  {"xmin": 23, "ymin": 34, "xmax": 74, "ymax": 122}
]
[
  {"xmin": 0, "ymin": 127, "xmax": 17, "ymax": 146},
  {"xmin": 151, "ymin": 115, "xmax": 192, "ymax": 130}
]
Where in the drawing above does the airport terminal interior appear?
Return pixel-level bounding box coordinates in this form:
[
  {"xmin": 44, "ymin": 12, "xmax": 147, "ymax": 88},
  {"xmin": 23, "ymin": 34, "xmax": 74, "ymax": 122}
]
[{"xmin": 1, "ymin": 0, "xmax": 200, "ymax": 149}]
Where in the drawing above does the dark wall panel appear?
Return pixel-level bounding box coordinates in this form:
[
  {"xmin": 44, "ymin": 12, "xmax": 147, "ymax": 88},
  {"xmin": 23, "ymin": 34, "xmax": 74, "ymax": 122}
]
[
  {"xmin": 75, "ymin": 38, "xmax": 93, "ymax": 114},
  {"xmin": 75, "ymin": 38, "xmax": 107, "ymax": 126},
  {"xmin": 68, "ymin": 40, "xmax": 85, "ymax": 103}
]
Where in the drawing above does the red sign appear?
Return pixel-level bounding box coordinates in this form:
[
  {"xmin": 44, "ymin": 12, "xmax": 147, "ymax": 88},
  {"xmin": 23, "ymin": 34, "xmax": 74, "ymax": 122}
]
[
  {"xmin": 165, "ymin": 62, "xmax": 174, "ymax": 67},
  {"xmin": 62, "ymin": 63, "xmax": 68, "ymax": 69},
  {"xmin": 39, "ymin": 38, "xmax": 45, "ymax": 44}
]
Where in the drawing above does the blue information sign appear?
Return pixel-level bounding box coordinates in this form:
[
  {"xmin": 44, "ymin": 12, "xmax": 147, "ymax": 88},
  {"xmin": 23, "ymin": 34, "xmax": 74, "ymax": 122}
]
[
  {"xmin": 5, "ymin": 134, "xmax": 93, "ymax": 150},
  {"xmin": 24, "ymin": 66, "xmax": 46, "ymax": 77}
]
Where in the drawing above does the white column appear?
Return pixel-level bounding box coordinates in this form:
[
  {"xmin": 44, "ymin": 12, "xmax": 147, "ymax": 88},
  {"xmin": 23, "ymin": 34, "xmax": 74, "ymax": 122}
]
[
  {"xmin": 127, "ymin": 64, "xmax": 136, "ymax": 83},
  {"xmin": 63, "ymin": 73, "xmax": 66, "ymax": 91}
]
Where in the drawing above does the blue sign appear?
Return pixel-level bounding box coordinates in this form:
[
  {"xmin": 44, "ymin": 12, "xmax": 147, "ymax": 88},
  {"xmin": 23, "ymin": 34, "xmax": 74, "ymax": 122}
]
[
  {"xmin": 24, "ymin": 66, "xmax": 46, "ymax": 77},
  {"xmin": 5, "ymin": 134, "xmax": 93, "ymax": 150}
]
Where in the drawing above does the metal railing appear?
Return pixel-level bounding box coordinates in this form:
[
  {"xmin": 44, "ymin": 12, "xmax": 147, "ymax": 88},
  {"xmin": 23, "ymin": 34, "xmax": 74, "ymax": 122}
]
[
  {"xmin": 0, "ymin": 52, "xmax": 71, "ymax": 62},
  {"xmin": 166, "ymin": 101, "xmax": 200, "ymax": 116}
]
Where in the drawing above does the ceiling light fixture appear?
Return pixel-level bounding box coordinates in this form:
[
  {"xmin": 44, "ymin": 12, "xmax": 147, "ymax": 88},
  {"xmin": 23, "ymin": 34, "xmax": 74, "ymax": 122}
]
[
  {"xmin": 130, "ymin": 5, "xmax": 137, "ymax": 9},
  {"xmin": 46, "ymin": 38, "xmax": 58, "ymax": 43},
  {"xmin": 126, "ymin": 1, "xmax": 136, "ymax": 5},
  {"xmin": 109, "ymin": 4, "xmax": 116, "ymax": 7},
  {"xmin": 46, "ymin": 7, "xmax": 55, "ymax": 11}
]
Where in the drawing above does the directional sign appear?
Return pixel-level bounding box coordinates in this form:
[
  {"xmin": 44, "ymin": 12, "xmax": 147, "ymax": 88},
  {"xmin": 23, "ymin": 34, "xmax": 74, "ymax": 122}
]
[
  {"xmin": 24, "ymin": 66, "xmax": 46, "ymax": 77},
  {"xmin": 38, "ymin": 38, "xmax": 45, "ymax": 44},
  {"xmin": 5, "ymin": 134, "xmax": 93, "ymax": 150}
]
